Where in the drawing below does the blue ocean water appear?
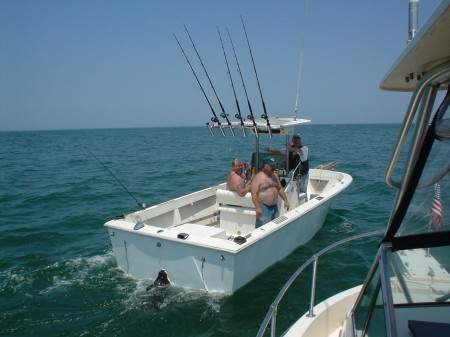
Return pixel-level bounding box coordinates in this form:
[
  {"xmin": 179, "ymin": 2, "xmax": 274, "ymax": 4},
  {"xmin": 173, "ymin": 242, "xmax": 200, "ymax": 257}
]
[{"xmin": 1, "ymin": 124, "xmax": 399, "ymax": 336}]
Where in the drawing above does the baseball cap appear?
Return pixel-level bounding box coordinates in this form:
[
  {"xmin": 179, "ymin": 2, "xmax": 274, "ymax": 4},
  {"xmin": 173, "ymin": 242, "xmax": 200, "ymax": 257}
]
[{"xmin": 262, "ymin": 156, "xmax": 279, "ymax": 166}]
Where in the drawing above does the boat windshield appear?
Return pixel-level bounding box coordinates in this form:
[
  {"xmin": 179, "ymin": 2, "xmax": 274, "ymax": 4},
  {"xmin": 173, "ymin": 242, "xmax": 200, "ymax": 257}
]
[
  {"xmin": 388, "ymin": 92, "xmax": 450, "ymax": 304},
  {"xmin": 396, "ymin": 174, "xmax": 449, "ymax": 237},
  {"xmin": 394, "ymin": 92, "xmax": 449, "ymax": 238},
  {"xmin": 353, "ymin": 267, "xmax": 388, "ymax": 337},
  {"xmin": 352, "ymin": 78, "xmax": 450, "ymax": 337}
]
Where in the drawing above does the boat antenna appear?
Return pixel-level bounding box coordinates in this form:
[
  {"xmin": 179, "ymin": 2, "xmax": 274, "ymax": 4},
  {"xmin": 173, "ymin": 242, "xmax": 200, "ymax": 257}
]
[
  {"xmin": 294, "ymin": 0, "xmax": 310, "ymax": 120},
  {"xmin": 183, "ymin": 24, "xmax": 235, "ymax": 136},
  {"xmin": 408, "ymin": 0, "xmax": 419, "ymax": 43},
  {"xmin": 226, "ymin": 28, "xmax": 259, "ymax": 137},
  {"xmin": 241, "ymin": 15, "xmax": 272, "ymax": 138},
  {"xmin": 174, "ymin": 33, "xmax": 225, "ymax": 136},
  {"xmin": 76, "ymin": 139, "xmax": 146, "ymax": 209},
  {"xmin": 217, "ymin": 26, "xmax": 247, "ymax": 137}
]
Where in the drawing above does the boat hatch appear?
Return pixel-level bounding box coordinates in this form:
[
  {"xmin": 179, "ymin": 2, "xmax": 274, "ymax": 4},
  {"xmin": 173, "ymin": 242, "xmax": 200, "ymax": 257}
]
[{"xmin": 174, "ymin": 223, "xmax": 228, "ymax": 240}]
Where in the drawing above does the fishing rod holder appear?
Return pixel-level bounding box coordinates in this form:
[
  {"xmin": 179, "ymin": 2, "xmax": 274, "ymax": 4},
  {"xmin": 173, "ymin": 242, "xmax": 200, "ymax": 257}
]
[
  {"xmin": 234, "ymin": 114, "xmax": 247, "ymax": 137},
  {"xmin": 245, "ymin": 115, "xmax": 259, "ymax": 138},
  {"xmin": 218, "ymin": 113, "xmax": 235, "ymax": 136},
  {"xmin": 206, "ymin": 122, "xmax": 214, "ymax": 136},
  {"xmin": 261, "ymin": 114, "xmax": 273, "ymax": 138},
  {"xmin": 209, "ymin": 122, "xmax": 239, "ymax": 136}
]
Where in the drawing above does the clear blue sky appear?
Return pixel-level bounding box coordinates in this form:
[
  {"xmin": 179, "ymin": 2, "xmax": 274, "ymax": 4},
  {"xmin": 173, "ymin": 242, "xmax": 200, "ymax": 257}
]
[{"xmin": 0, "ymin": 0, "xmax": 442, "ymax": 131}]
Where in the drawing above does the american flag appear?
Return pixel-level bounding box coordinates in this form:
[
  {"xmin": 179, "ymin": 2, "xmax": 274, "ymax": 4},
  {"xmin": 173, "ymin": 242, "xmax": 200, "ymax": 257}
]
[{"xmin": 430, "ymin": 183, "xmax": 443, "ymax": 231}]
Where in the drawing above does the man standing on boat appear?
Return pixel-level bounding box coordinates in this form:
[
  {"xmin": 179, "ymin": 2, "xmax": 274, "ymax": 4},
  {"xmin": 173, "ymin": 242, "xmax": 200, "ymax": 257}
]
[
  {"xmin": 251, "ymin": 156, "xmax": 290, "ymax": 228},
  {"xmin": 264, "ymin": 133, "xmax": 309, "ymax": 193},
  {"xmin": 287, "ymin": 134, "xmax": 309, "ymax": 194},
  {"xmin": 227, "ymin": 158, "xmax": 251, "ymax": 196}
]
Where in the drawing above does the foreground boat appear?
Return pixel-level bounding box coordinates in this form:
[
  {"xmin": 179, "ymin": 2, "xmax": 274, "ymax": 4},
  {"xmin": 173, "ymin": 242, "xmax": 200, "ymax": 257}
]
[
  {"xmin": 257, "ymin": 1, "xmax": 450, "ymax": 336},
  {"xmin": 105, "ymin": 118, "xmax": 352, "ymax": 293}
]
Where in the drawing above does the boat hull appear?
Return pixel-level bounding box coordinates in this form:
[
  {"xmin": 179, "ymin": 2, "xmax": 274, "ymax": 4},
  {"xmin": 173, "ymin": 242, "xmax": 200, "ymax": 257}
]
[
  {"xmin": 282, "ymin": 286, "xmax": 361, "ymax": 337},
  {"xmin": 107, "ymin": 198, "xmax": 331, "ymax": 292},
  {"xmin": 105, "ymin": 169, "xmax": 352, "ymax": 293}
]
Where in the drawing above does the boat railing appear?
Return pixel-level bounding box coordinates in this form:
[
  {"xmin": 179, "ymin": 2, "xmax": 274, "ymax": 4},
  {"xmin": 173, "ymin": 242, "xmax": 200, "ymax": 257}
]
[
  {"xmin": 385, "ymin": 64, "xmax": 450, "ymax": 191},
  {"xmin": 255, "ymin": 229, "xmax": 385, "ymax": 337},
  {"xmin": 283, "ymin": 161, "xmax": 301, "ymax": 190}
]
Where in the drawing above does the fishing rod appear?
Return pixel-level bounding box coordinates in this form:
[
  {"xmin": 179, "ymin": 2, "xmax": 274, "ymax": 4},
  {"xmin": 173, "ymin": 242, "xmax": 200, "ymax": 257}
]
[
  {"xmin": 183, "ymin": 24, "xmax": 235, "ymax": 136},
  {"xmin": 217, "ymin": 26, "xmax": 246, "ymax": 137},
  {"xmin": 76, "ymin": 139, "xmax": 146, "ymax": 210},
  {"xmin": 173, "ymin": 33, "xmax": 225, "ymax": 136},
  {"xmin": 240, "ymin": 15, "xmax": 272, "ymax": 138},
  {"xmin": 226, "ymin": 28, "xmax": 259, "ymax": 138}
]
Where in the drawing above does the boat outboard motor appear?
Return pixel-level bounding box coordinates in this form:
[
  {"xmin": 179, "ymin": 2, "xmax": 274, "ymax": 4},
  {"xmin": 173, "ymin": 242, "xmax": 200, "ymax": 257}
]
[{"xmin": 146, "ymin": 269, "xmax": 171, "ymax": 291}]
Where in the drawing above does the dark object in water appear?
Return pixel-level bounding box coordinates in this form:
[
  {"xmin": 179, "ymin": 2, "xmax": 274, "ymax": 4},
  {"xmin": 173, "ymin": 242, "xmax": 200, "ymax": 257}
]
[
  {"xmin": 233, "ymin": 236, "xmax": 247, "ymax": 245},
  {"xmin": 146, "ymin": 269, "xmax": 171, "ymax": 291}
]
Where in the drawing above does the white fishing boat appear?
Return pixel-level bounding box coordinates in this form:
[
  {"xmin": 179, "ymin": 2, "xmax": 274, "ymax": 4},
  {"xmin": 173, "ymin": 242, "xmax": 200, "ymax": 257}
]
[
  {"xmin": 105, "ymin": 117, "xmax": 352, "ymax": 293},
  {"xmin": 257, "ymin": 1, "xmax": 450, "ymax": 336}
]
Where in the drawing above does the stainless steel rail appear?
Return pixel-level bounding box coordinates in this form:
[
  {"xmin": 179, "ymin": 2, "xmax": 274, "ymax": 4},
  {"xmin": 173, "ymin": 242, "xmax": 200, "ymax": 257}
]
[
  {"xmin": 385, "ymin": 64, "xmax": 450, "ymax": 191},
  {"xmin": 284, "ymin": 161, "xmax": 302, "ymax": 190},
  {"xmin": 256, "ymin": 229, "xmax": 385, "ymax": 337}
]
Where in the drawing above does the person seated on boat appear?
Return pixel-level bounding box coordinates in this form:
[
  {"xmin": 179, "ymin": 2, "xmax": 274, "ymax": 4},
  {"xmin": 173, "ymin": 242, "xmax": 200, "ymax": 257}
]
[
  {"xmin": 264, "ymin": 133, "xmax": 309, "ymax": 193},
  {"xmin": 226, "ymin": 158, "xmax": 251, "ymax": 197},
  {"xmin": 251, "ymin": 156, "xmax": 290, "ymax": 228}
]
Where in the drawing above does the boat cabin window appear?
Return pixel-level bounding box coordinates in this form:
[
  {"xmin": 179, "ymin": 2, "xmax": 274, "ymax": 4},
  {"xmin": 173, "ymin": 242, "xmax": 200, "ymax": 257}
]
[{"xmin": 353, "ymin": 266, "xmax": 388, "ymax": 337}]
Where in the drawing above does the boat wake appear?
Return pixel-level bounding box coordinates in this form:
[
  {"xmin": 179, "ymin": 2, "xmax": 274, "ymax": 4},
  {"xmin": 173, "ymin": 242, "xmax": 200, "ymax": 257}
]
[
  {"xmin": 1, "ymin": 248, "xmax": 228, "ymax": 336},
  {"xmin": 0, "ymin": 251, "xmax": 117, "ymax": 297}
]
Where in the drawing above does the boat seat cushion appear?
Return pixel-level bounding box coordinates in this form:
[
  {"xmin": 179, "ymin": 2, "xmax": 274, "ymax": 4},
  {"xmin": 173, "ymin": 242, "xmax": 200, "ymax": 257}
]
[
  {"xmin": 218, "ymin": 206, "xmax": 255, "ymax": 235},
  {"xmin": 216, "ymin": 189, "xmax": 254, "ymax": 208},
  {"xmin": 218, "ymin": 205, "xmax": 256, "ymax": 216},
  {"xmin": 408, "ymin": 320, "xmax": 450, "ymax": 337}
]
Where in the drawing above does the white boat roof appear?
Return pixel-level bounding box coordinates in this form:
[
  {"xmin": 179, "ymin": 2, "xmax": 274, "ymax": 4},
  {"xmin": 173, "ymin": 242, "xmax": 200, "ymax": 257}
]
[
  {"xmin": 225, "ymin": 117, "xmax": 311, "ymax": 136},
  {"xmin": 380, "ymin": 0, "xmax": 450, "ymax": 92}
]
